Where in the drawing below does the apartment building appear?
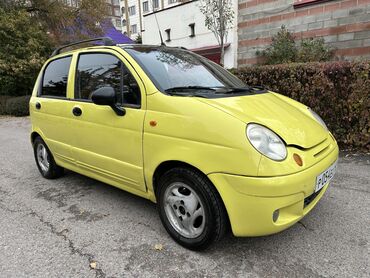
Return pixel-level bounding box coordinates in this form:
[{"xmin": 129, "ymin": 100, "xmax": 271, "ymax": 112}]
[
  {"xmin": 106, "ymin": 0, "xmax": 123, "ymax": 31},
  {"xmin": 120, "ymin": 0, "xmax": 183, "ymax": 40},
  {"xmin": 142, "ymin": 0, "xmax": 238, "ymax": 68}
]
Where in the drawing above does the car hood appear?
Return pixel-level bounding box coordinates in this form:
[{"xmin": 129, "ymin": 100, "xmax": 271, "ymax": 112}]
[{"xmin": 197, "ymin": 92, "xmax": 327, "ymax": 149}]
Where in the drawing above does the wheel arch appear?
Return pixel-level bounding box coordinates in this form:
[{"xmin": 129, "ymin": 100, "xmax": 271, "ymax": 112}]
[
  {"xmin": 30, "ymin": 131, "xmax": 42, "ymax": 145},
  {"xmin": 152, "ymin": 160, "xmax": 199, "ymax": 195},
  {"xmin": 152, "ymin": 160, "xmax": 227, "ymax": 212}
]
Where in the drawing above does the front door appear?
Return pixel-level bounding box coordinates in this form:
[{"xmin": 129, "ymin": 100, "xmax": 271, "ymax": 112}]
[{"xmin": 69, "ymin": 51, "xmax": 146, "ymax": 192}]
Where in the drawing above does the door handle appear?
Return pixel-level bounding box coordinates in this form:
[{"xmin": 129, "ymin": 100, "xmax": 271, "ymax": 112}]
[
  {"xmin": 72, "ymin": 107, "xmax": 82, "ymax": 117},
  {"xmin": 35, "ymin": 102, "xmax": 41, "ymax": 110}
]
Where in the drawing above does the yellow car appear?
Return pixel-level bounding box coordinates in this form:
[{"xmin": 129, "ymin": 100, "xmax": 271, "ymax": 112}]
[{"xmin": 30, "ymin": 38, "xmax": 339, "ymax": 250}]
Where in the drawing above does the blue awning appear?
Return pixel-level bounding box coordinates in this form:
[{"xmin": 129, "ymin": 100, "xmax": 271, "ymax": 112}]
[{"xmin": 102, "ymin": 21, "xmax": 134, "ymax": 44}]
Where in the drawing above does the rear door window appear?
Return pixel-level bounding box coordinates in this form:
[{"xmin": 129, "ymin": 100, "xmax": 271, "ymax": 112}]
[{"xmin": 41, "ymin": 56, "xmax": 72, "ymax": 98}]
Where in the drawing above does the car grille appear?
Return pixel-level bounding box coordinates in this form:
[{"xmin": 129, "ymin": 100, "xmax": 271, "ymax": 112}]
[{"xmin": 304, "ymin": 188, "xmax": 323, "ymax": 208}]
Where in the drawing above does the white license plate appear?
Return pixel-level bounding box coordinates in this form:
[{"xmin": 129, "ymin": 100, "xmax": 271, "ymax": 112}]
[{"xmin": 315, "ymin": 160, "xmax": 337, "ymax": 192}]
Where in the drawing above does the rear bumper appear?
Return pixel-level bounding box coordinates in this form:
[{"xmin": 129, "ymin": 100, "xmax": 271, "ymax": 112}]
[{"xmin": 208, "ymin": 145, "xmax": 339, "ymax": 237}]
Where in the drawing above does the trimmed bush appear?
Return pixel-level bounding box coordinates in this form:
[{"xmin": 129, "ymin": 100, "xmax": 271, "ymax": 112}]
[
  {"xmin": 5, "ymin": 95, "xmax": 31, "ymax": 117},
  {"xmin": 0, "ymin": 95, "xmax": 11, "ymax": 115},
  {"xmin": 233, "ymin": 61, "xmax": 370, "ymax": 151}
]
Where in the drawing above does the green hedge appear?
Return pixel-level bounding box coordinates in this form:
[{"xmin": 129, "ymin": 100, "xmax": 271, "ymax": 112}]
[
  {"xmin": 0, "ymin": 95, "xmax": 11, "ymax": 115},
  {"xmin": 4, "ymin": 95, "xmax": 31, "ymax": 117},
  {"xmin": 233, "ymin": 61, "xmax": 370, "ymax": 151}
]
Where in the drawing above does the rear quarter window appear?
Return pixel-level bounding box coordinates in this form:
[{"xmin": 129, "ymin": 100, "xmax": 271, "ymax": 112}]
[{"xmin": 41, "ymin": 56, "xmax": 72, "ymax": 98}]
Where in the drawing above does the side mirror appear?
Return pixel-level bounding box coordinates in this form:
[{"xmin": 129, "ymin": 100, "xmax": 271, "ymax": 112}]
[{"xmin": 91, "ymin": 86, "xmax": 126, "ymax": 116}]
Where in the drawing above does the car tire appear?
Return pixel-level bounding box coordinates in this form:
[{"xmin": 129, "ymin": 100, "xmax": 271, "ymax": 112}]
[
  {"xmin": 157, "ymin": 167, "xmax": 228, "ymax": 250},
  {"xmin": 33, "ymin": 137, "xmax": 64, "ymax": 179}
]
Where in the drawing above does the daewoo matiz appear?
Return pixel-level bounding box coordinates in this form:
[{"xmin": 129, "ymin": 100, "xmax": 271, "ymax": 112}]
[{"xmin": 30, "ymin": 38, "xmax": 338, "ymax": 250}]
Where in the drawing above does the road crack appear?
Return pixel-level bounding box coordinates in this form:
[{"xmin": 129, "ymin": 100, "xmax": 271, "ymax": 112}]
[{"xmin": 28, "ymin": 210, "xmax": 106, "ymax": 278}]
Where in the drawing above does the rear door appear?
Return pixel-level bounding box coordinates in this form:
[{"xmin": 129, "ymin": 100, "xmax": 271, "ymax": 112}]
[
  {"xmin": 30, "ymin": 55, "xmax": 75, "ymax": 166},
  {"xmin": 69, "ymin": 50, "xmax": 147, "ymax": 192}
]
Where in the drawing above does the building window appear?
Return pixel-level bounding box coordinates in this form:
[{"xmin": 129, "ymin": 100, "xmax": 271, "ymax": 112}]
[
  {"xmin": 165, "ymin": 29, "xmax": 171, "ymax": 42},
  {"xmin": 128, "ymin": 5, "xmax": 136, "ymax": 15},
  {"xmin": 168, "ymin": 0, "xmax": 177, "ymax": 4},
  {"xmin": 153, "ymin": 0, "xmax": 159, "ymax": 9},
  {"xmin": 114, "ymin": 7, "xmax": 120, "ymax": 16},
  {"xmin": 142, "ymin": 1, "xmax": 149, "ymax": 12},
  {"xmin": 189, "ymin": 23, "xmax": 195, "ymax": 37},
  {"xmin": 112, "ymin": 0, "xmax": 119, "ymax": 4},
  {"xmin": 293, "ymin": 0, "xmax": 328, "ymax": 8},
  {"xmin": 70, "ymin": 0, "xmax": 79, "ymax": 7},
  {"xmin": 106, "ymin": 5, "xmax": 113, "ymax": 15},
  {"xmin": 116, "ymin": 19, "xmax": 122, "ymax": 27},
  {"xmin": 131, "ymin": 24, "xmax": 137, "ymax": 34}
]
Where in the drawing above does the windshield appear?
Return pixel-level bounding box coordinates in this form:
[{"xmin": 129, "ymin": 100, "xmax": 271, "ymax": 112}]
[{"xmin": 123, "ymin": 46, "xmax": 246, "ymax": 92}]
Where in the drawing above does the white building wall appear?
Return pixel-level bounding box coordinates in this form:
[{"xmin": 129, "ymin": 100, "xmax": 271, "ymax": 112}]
[
  {"xmin": 120, "ymin": 0, "xmax": 183, "ymax": 40},
  {"xmin": 142, "ymin": 1, "xmax": 238, "ymax": 68}
]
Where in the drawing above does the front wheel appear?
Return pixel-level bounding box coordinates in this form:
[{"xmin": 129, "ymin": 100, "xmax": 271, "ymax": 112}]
[{"xmin": 157, "ymin": 167, "xmax": 228, "ymax": 250}]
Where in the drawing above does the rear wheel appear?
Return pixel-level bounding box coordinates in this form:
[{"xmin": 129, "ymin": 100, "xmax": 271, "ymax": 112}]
[
  {"xmin": 157, "ymin": 167, "xmax": 228, "ymax": 250},
  {"xmin": 33, "ymin": 137, "xmax": 64, "ymax": 179}
]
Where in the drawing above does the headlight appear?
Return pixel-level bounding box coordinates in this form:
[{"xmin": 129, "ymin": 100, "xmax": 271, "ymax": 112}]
[
  {"xmin": 246, "ymin": 124, "xmax": 287, "ymax": 161},
  {"xmin": 308, "ymin": 108, "xmax": 327, "ymax": 130}
]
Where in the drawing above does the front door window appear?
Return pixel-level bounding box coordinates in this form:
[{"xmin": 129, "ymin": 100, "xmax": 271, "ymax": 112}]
[{"xmin": 75, "ymin": 53, "xmax": 141, "ymax": 107}]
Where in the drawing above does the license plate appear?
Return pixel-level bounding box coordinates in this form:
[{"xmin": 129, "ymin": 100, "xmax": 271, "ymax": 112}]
[{"xmin": 315, "ymin": 160, "xmax": 337, "ymax": 192}]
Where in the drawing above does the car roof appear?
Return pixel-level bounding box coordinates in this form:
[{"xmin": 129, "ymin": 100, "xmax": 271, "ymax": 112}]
[{"xmin": 50, "ymin": 43, "xmax": 187, "ymax": 60}]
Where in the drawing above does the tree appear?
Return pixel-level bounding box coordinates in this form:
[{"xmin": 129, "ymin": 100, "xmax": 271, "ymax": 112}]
[
  {"xmin": 259, "ymin": 25, "xmax": 297, "ymax": 64},
  {"xmin": 199, "ymin": 0, "xmax": 234, "ymax": 66},
  {"xmin": 0, "ymin": 8, "xmax": 52, "ymax": 96},
  {"xmin": 297, "ymin": 38, "xmax": 334, "ymax": 63},
  {"xmin": 1, "ymin": 0, "xmax": 108, "ymax": 44},
  {"xmin": 135, "ymin": 33, "xmax": 142, "ymax": 44},
  {"xmin": 257, "ymin": 26, "xmax": 334, "ymax": 64}
]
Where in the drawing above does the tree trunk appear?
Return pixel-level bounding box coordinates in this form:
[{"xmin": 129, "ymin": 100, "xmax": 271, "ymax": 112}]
[
  {"xmin": 219, "ymin": 0, "xmax": 225, "ymax": 67},
  {"xmin": 220, "ymin": 40, "xmax": 225, "ymax": 66}
]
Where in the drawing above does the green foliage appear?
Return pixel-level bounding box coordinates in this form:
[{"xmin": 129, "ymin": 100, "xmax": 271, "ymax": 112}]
[
  {"xmin": 298, "ymin": 38, "xmax": 334, "ymax": 62},
  {"xmin": 259, "ymin": 26, "xmax": 334, "ymax": 64},
  {"xmin": 233, "ymin": 61, "xmax": 370, "ymax": 151},
  {"xmin": 261, "ymin": 26, "xmax": 297, "ymax": 64},
  {"xmin": 135, "ymin": 34, "xmax": 142, "ymax": 44},
  {"xmin": 0, "ymin": 8, "xmax": 52, "ymax": 97},
  {"xmin": 5, "ymin": 95, "xmax": 31, "ymax": 116},
  {"xmin": 0, "ymin": 95, "xmax": 11, "ymax": 115},
  {"xmin": 2, "ymin": 0, "xmax": 107, "ymax": 44}
]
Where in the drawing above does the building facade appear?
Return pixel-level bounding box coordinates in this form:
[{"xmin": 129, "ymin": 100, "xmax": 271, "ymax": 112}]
[
  {"xmin": 106, "ymin": 0, "xmax": 123, "ymax": 31},
  {"xmin": 120, "ymin": 0, "xmax": 183, "ymax": 40},
  {"xmin": 238, "ymin": 0, "xmax": 370, "ymax": 66},
  {"xmin": 141, "ymin": 0, "xmax": 238, "ymax": 68}
]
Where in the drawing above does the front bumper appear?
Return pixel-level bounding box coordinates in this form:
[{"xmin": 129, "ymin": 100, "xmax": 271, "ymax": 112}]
[{"xmin": 208, "ymin": 144, "xmax": 339, "ymax": 237}]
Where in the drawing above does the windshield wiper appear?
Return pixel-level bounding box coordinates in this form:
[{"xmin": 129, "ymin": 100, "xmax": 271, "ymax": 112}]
[
  {"xmin": 165, "ymin": 86, "xmax": 216, "ymax": 92},
  {"xmin": 165, "ymin": 91, "xmax": 208, "ymax": 98},
  {"xmin": 219, "ymin": 86, "xmax": 267, "ymax": 94}
]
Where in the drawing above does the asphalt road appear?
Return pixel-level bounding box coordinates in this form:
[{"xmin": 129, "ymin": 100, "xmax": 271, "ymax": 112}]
[{"xmin": 0, "ymin": 117, "xmax": 369, "ymax": 278}]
